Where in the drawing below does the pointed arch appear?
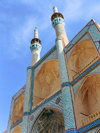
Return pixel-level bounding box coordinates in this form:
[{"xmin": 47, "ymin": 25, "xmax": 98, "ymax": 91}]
[
  {"xmin": 74, "ymin": 73, "xmax": 100, "ymax": 128},
  {"xmin": 33, "ymin": 59, "xmax": 61, "ymax": 109},
  {"xmin": 31, "ymin": 108, "xmax": 65, "ymax": 133},
  {"xmin": 67, "ymin": 40, "xmax": 99, "ymax": 81},
  {"xmin": 11, "ymin": 95, "xmax": 25, "ymax": 126}
]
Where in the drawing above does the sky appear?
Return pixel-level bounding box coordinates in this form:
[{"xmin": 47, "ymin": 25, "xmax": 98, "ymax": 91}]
[{"xmin": 0, "ymin": 0, "xmax": 100, "ymax": 132}]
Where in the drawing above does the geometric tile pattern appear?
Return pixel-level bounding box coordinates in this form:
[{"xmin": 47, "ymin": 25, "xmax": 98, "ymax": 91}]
[
  {"xmin": 22, "ymin": 116, "xmax": 29, "ymax": 133},
  {"xmin": 29, "ymin": 93, "xmax": 63, "ymax": 133},
  {"xmin": 22, "ymin": 68, "xmax": 32, "ymax": 133},
  {"xmin": 56, "ymin": 38, "xmax": 76, "ymax": 131},
  {"xmin": 62, "ymin": 86, "xmax": 76, "ymax": 131}
]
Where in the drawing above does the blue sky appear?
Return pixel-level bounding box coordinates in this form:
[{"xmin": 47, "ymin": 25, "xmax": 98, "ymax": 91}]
[{"xmin": 0, "ymin": 0, "xmax": 100, "ymax": 132}]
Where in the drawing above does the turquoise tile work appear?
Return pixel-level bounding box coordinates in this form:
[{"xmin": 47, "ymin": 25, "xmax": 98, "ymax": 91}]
[
  {"xmin": 29, "ymin": 93, "xmax": 63, "ymax": 133},
  {"xmin": 22, "ymin": 116, "xmax": 29, "ymax": 133},
  {"xmin": 85, "ymin": 126, "xmax": 99, "ymax": 133},
  {"xmin": 62, "ymin": 86, "xmax": 76, "ymax": 131},
  {"xmin": 77, "ymin": 119, "xmax": 100, "ymax": 133},
  {"xmin": 7, "ymin": 98, "xmax": 14, "ymax": 133},
  {"xmin": 56, "ymin": 38, "xmax": 76, "ymax": 131},
  {"xmin": 22, "ymin": 68, "xmax": 32, "ymax": 133}
]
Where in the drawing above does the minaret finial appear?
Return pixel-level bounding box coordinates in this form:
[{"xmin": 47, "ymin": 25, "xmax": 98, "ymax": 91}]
[
  {"xmin": 53, "ymin": 6, "xmax": 58, "ymax": 13},
  {"xmin": 34, "ymin": 27, "xmax": 38, "ymax": 38},
  {"xmin": 51, "ymin": 6, "xmax": 69, "ymax": 47}
]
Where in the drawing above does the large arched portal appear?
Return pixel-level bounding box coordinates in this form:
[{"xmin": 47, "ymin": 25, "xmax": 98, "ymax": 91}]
[
  {"xmin": 31, "ymin": 109, "xmax": 65, "ymax": 133},
  {"xmin": 33, "ymin": 59, "xmax": 61, "ymax": 109}
]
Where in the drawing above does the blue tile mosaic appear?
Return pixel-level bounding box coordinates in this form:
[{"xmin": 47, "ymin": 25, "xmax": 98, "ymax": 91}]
[{"xmin": 29, "ymin": 93, "xmax": 63, "ymax": 133}]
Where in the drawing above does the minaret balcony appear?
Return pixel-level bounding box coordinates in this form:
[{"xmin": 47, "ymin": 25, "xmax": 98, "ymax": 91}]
[
  {"xmin": 30, "ymin": 42, "xmax": 41, "ymax": 51},
  {"xmin": 52, "ymin": 17, "xmax": 65, "ymax": 28}
]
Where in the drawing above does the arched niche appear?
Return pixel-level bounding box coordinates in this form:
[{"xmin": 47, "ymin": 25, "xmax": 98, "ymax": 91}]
[
  {"xmin": 74, "ymin": 73, "xmax": 100, "ymax": 129},
  {"xmin": 67, "ymin": 40, "xmax": 99, "ymax": 82},
  {"xmin": 12, "ymin": 125, "xmax": 22, "ymax": 133},
  {"xmin": 33, "ymin": 59, "xmax": 61, "ymax": 109},
  {"xmin": 31, "ymin": 108, "xmax": 65, "ymax": 133},
  {"xmin": 11, "ymin": 95, "xmax": 25, "ymax": 126}
]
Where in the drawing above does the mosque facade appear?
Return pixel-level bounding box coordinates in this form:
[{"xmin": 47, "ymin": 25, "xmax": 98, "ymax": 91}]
[{"xmin": 5, "ymin": 6, "xmax": 100, "ymax": 133}]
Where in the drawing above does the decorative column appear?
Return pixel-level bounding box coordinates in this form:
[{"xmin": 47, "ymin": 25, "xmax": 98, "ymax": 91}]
[
  {"xmin": 51, "ymin": 6, "xmax": 69, "ymax": 48},
  {"xmin": 7, "ymin": 98, "xmax": 14, "ymax": 133},
  {"xmin": 22, "ymin": 68, "xmax": 31, "ymax": 133},
  {"xmin": 56, "ymin": 38, "xmax": 76, "ymax": 133}
]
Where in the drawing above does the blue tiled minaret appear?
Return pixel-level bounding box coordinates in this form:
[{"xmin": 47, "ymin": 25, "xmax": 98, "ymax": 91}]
[
  {"xmin": 51, "ymin": 6, "xmax": 69, "ymax": 47},
  {"xmin": 30, "ymin": 27, "xmax": 42, "ymax": 66},
  {"xmin": 51, "ymin": 7, "xmax": 76, "ymax": 132},
  {"xmin": 22, "ymin": 28, "xmax": 42, "ymax": 133}
]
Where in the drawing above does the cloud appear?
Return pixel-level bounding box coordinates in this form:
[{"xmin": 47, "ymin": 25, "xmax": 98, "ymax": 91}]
[
  {"xmin": 1, "ymin": 0, "xmax": 100, "ymax": 59},
  {"xmin": 5, "ymin": 17, "xmax": 37, "ymax": 59},
  {"xmin": 61, "ymin": 0, "xmax": 100, "ymax": 22}
]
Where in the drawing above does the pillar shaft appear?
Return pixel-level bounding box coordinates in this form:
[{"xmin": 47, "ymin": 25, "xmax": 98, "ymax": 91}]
[
  {"xmin": 31, "ymin": 49, "xmax": 40, "ymax": 66},
  {"xmin": 55, "ymin": 23, "xmax": 68, "ymax": 47},
  {"xmin": 22, "ymin": 68, "xmax": 31, "ymax": 133},
  {"xmin": 56, "ymin": 38, "xmax": 76, "ymax": 132}
]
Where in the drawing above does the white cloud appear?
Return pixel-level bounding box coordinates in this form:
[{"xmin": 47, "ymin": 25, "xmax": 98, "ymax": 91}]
[
  {"xmin": 6, "ymin": 17, "xmax": 37, "ymax": 59},
  {"xmin": 4, "ymin": 0, "xmax": 100, "ymax": 59}
]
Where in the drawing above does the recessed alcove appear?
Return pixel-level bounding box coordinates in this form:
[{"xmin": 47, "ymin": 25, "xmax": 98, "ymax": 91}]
[
  {"xmin": 11, "ymin": 95, "xmax": 25, "ymax": 126},
  {"xmin": 67, "ymin": 40, "xmax": 99, "ymax": 82},
  {"xmin": 74, "ymin": 73, "xmax": 100, "ymax": 129},
  {"xmin": 33, "ymin": 59, "xmax": 61, "ymax": 109}
]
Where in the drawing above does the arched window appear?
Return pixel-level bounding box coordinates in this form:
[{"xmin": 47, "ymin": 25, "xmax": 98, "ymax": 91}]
[
  {"xmin": 33, "ymin": 59, "xmax": 61, "ymax": 109},
  {"xmin": 67, "ymin": 40, "xmax": 99, "ymax": 82},
  {"xmin": 31, "ymin": 109, "xmax": 65, "ymax": 133},
  {"xmin": 75, "ymin": 73, "xmax": 100, "ymax": 129},
  {"xmin": 12, "ymin": 125, "xmax": 22, "ymax": 133},
  {"xmin": 11, "ymin": 95, "xmax": 25, "ymax": 126}
]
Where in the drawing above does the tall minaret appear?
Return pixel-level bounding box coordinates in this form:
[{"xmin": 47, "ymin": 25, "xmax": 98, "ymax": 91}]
[
  {"xmin": 30, "ymin": 27, "xmax": 42, "ymax": 66},
  {"xmin": 51, "ymin": 6, "xmax": 69, "ymax": 47}
]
